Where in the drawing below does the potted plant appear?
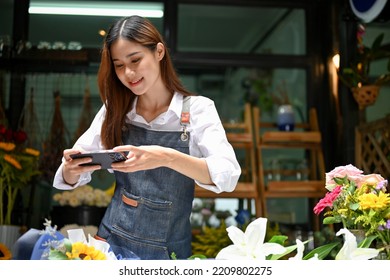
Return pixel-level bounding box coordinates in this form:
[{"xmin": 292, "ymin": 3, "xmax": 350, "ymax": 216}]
[{"xmin": 338, "ymin": 31, "xmax": 390, "ymax": 110}]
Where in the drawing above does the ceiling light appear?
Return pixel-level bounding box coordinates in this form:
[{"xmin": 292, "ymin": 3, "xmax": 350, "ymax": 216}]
[{"xmin": 29, "ymin": 1, "xmax": 164, "ymax": 18}]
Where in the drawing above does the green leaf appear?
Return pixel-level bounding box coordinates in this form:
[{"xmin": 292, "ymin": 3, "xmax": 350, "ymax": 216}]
[
  {"xmin": 170, "ymin": 252, "xmax": 177, "ymax": 260},
  {"xmin": 349, "ymin": 202, "xmax": 359, "ymax": 211},
  {"xmin": 303, "ymin": 241, "xmax": 341, "ymax": 260},
  {"xmin": 359, "ymin": 235, "xmax": 377, "ymax": 248},
  {"xmin": 63, "ymin": 238, "xmax": 73, "ymax": 252},
  {"xmin": 323, "ymin": 216, "xmax": 337, "ymax": 224},
  {"xmin": 267, "ymin": 235, "xmax": 288, "ymax": 246},
  {"xmin": 187, "ymin": 254, "xmax": 208, "ymax": 260},
  {"xmin": 48, "ymin": 249, "xmax": 68, "ymax": 260},
  {"xmin": 333, "ymin": 177, "xmax": 345, "ymax": 185},
  {"xmin": 371, "ymin": 33, "xmax": 384, "ymax": 52},
  {"xmin": 268, "ymin": 244, "xmax": 298, "ymax": 260}
]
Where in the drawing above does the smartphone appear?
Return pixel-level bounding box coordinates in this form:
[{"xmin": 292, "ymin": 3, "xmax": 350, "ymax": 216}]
[{"xmin": 70, "ymin": 150, "xmax": 127, "ymax": 169}]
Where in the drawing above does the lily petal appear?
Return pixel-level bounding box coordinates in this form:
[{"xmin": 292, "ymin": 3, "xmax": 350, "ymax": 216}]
[
  {"xmin": 245, "ymin": 217, "xmax": 267, "ymax": 251},
  {"xmin": 350, "ymin": 248, "xmax": 380, "ymax": 260},
  {"xmin": 226, "ymin": 226, "xmax": 245, "ymax": 246},
  {"xmin": 289, "ymin": 239, "xmax": 304, "ymax": 260},
  {"xmin": 254, "ymin": 242, "xmax": 286, "ymax": 259},
  {"xmin": 215, "ymin": 245, "xmax": 250, "ymax": 260},
  {"xmin": 335, "ymin": 228, "xmax": 380, "ymax": 260}
]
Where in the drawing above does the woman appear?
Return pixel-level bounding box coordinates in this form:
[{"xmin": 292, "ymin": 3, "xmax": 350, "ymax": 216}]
[{"xmin": 53, "ymin": 15, "xmax": 241, "ymax": 260}]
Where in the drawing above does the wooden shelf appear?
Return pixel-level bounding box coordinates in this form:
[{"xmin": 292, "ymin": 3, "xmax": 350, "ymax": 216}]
[
  {"xmin": 254, "ymin": 107, "xmax": 326, "ymax": 231},
  {"xmin": 266, "ymin": 180, "xmax": 325, "ymax": 197},
  {"xmin": 262, "ymin": 131, "xmax": 321, "ymax": 143},
  {"xmin": 0, "ymin": 48, "xmax": 102, "ymax": 72}
]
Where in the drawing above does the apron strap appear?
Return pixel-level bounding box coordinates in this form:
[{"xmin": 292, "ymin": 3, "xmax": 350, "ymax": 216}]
[{"xmin": 180, "ymin": 96, "xmax": 191, "ymax": 141}]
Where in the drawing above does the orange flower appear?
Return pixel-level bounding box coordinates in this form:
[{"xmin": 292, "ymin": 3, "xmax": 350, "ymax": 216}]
[
  {"xmin": 3, "ymin": 154, "xmax": 22, "ymax": 169},
  {"xmin": 24, "ymin": 148, "xmax": 40, "ymax": 157},
  {"xmin": 0, "ymin": 243, "xmax": 12, "ymax": 260},
  {"xmin": 0, "ymin": 142, "xmax": 15, "ymax": 152}
]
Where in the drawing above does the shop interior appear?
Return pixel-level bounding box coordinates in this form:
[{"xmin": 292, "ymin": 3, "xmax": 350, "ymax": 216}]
[{"xmin": 0, "ymin": 0, "xmax": 389, "ymax": 259}]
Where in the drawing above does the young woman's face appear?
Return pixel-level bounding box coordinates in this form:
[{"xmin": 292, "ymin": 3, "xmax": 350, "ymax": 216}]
[{"xmin": 110, "ymin": 38, "xmax": 164, "ymax": 95}]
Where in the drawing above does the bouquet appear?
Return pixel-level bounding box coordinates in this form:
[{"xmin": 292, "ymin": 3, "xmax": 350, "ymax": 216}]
[
  {"xmin": 36, "ymin": 219, "xmax": 139, "ymax": 260},
  {"xmin": 314, "ymin": 164, "xmax": 390, "ymax": 258}
]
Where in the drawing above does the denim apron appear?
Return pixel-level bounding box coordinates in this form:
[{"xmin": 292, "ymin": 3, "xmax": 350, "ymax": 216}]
[{"xmin": 96, "ymin": 99, "xmax": 194, "ymax": 260}]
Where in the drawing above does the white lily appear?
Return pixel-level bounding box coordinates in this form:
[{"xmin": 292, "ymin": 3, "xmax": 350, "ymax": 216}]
[
  {"xmin": 335, "ymin": 228, "xmax": 380, "ymax": 260},
  {"xmin": 288, "ymin": 239, "xmax": 319, "ymax": 260},
  {"xmin": 215, "ymin": 217, "xmax": 286, "ymax": 259}
]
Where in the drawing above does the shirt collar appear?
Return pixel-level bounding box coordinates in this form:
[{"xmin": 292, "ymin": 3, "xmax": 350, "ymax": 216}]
[{"xmin": 126, "ymin": 92, "xmax": 184, "ymax": 122}]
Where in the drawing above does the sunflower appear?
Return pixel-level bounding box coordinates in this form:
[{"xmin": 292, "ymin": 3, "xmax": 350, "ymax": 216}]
[
  {"xmin": 0, "ymin": 243, "xmax": 12, "ymax": 260},
  {"xmin": 65, "ymin": 242, "xmax": 107, "ymax": 260}
]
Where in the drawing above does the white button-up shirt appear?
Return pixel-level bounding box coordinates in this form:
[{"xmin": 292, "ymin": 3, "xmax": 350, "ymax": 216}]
[{"xmin": 53, "ymin": 92, "xmax": 241, "ymax": 193}]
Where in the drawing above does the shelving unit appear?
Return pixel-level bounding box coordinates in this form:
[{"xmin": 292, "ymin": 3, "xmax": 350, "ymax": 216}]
[{"xmin": 253, "ymin": 107, "xmax": 326, "ymax": 231}]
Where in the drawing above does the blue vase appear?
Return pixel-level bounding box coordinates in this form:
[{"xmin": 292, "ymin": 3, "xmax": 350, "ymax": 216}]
[{"xmin": 277, "ymin": 104, "xmax": 295, "ymax": 131}]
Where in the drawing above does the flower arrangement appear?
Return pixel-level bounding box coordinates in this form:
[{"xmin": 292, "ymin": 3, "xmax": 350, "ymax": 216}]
[
  {"xmin": 36, "ymin": 219, "xmax": 138, "ymax": 260},
  {"xmin": 313, "ymin": 164, "xmax": 390, "ymax": 258},
  {"xmin": 52, "ymin": 184, "xmax": 113, "ymax": 207},
  {"xmin": 46, "ymin": 229, "xmax": 117, "ymax": 260},
  {"xmin": 0, "ymin": 124, "xmax": 40, "ymax": 225},
  {"xmin": 215, "ymin": 216, "xmax": 379, "ymax": 260}
]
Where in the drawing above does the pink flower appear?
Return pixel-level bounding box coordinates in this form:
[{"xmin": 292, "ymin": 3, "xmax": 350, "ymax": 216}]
[
  {"xmin": 314, "ymin": 185, "xmax": 343, "ymax": 215},
  {"xmin": 358, "ymin": 174, "xmax": 386, "ymax": 189},
  {"xmin": 325, "ymin": 164, "xmax": 364, "ymax": 191}
]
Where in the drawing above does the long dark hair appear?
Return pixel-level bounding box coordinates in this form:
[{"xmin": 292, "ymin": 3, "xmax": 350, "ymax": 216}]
[{"xmin": 97, "ymin": 15, "xmax": 192, "ymax": 149}]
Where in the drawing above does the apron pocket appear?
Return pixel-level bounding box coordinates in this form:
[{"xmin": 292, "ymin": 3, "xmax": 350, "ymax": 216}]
[
  {"xmin": 109, "ymin": 227, "xmax": 170, "ymax": 260},
  {"xmin": 115, "ymin": 189, "xmax": 172, "ymax": 243}
]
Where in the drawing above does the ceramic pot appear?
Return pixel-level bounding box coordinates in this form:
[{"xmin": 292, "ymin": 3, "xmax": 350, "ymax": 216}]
[{"xmin": 277, "ymin": 104, "xmax": 295, "ymax": 131}]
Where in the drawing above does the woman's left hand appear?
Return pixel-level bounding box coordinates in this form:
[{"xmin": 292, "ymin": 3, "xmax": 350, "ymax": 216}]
[{"xmin": 111, "ymin": 145, "xmax": 170, "ymax": 172}]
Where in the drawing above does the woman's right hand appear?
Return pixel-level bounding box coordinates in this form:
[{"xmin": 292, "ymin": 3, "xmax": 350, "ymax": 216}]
[{"xmin": 62, "ymin": 148, "xmax": 101, "ymax": 185}]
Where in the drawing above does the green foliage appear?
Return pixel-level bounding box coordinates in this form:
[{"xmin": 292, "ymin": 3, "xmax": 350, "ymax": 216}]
[
  {"xmin": 191, "ymin": 220, "xmax": 232, "ymax": 258},
  {"xmin": 303, "ymin": 242, "xmax": 341, "ymax": 260},
  {"xmin": 191, "ymin": 219, "xmax": 282, "ymax": 259},
  {"xmin": 339, "ymin": 33, "xmax": 390, "ymax": 88},
  {"xmin": 267, "ymin": 241, "xmax": 298, "ymax": 260}
]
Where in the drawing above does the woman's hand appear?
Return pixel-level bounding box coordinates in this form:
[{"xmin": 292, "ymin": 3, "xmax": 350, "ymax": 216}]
[
  {"xmin": 111, "ymin": 145, "xmax": 169, "ymax": 173},
  {"xmin": 112, "ymin": 145, "xmax": 213, "ymax": 185},
  {"xmin": 62, "ymin": 148, "xmax": 101, "ymax": 185}
]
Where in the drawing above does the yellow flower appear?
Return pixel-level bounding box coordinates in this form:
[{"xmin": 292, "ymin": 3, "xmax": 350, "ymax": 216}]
[
  {"xmin": 0, "ymin": 243, "xmax": 12, "ymax": 260},
  {"xmin": 24, "ymin": 148, "xmax": 40, "ymax": 157},
  {"xmin": 0, "ymin": 142, "xmax": 16, "ymax": 152},
  {"xmin": 359, "ymin": 192, "xmax": 390, "ymax": 211},
  {"xmin": 3, "ymin": 154, "xmax": 22, "ymax": 169},
  {"xmin": 65, "ymin": 242, "xmax": 107, "ymax": 260}
]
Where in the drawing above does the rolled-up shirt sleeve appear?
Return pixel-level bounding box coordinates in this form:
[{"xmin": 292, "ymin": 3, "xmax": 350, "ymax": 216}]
[{"xmin": 190, "ymin": 97, "xmax": 241, "ymax": 193}]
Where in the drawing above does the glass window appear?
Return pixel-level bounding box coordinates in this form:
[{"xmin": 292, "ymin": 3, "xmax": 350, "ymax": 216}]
[
  {"xmin": 180, "ymin": 66, "xmax": 307, "ymax": 123},
  {"xmin": 177, "ymin": 4, "xmax": 306, "ymax": 55},
  {"xmin": 28, "ymin": 1, "xmax": 164, "ymax": 49}
]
